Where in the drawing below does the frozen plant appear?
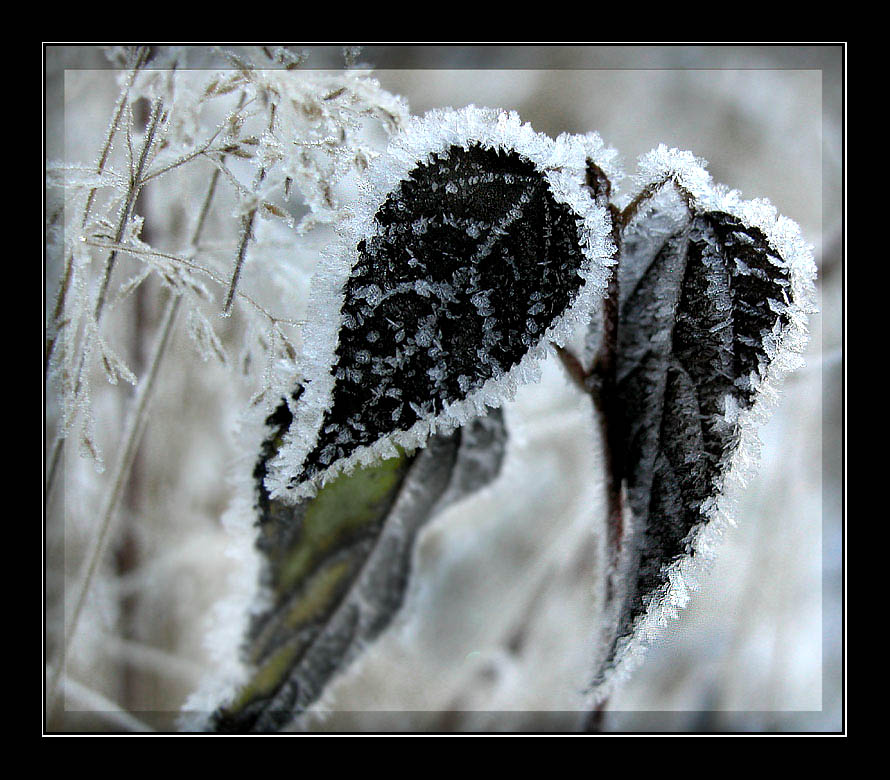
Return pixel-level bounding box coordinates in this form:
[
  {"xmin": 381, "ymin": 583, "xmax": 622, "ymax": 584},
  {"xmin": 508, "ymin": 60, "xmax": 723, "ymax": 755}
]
[
  {"xmin": 45, "ymin": 45, "xmax": 410, "ymax": 725},
  {"xmin": 45, "ymin": 47, "xmax": 816, "ymax": 733}
]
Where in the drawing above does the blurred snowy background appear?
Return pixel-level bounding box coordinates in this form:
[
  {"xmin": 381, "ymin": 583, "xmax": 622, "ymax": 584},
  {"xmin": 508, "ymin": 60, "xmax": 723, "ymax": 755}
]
[{"xmin": 44, "ymin": 45, "xmax": 843, "ymax": 733}]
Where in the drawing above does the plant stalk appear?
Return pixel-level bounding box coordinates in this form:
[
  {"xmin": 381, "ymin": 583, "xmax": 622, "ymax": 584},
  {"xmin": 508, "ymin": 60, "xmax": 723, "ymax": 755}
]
[
  {"xmin": 48, "ymin": 294, "xmax": 180, "ymax": 713},
  {"xmin": 45, "ymin": 98, "xmax": 164, "ymax": 499},
  {"xmin": 222, "ymin": 102, "xmax": 274, "ymax": 316},
  {"xmin": 47, "ymin": 149, "xmax": 226, "ymax": 719},
  {"xmin": 45, "ymin": 46, "xmax": 150, "ymax": 377}
]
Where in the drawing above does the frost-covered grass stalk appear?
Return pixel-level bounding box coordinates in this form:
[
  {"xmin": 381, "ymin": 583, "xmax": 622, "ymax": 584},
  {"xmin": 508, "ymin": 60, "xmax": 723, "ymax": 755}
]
[
  {"xmin": 46, "ymin": 45, "xmax": 410, "ymax": 729},
  {"xmin": 45, "ymin": 46, "xmax": 821, "ymax": 733}
]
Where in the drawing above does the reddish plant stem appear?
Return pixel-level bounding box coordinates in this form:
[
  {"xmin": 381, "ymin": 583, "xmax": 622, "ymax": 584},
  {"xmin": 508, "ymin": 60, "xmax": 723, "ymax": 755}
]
[
  {"xmin": 582, "ymin": 700, "xmax": 608, "ymax": 733},
  {"xmin": 557, "ymin": 200, "xmax": 625, "ymax": 556},
  {"xmin": 590, "ymin": 204, "xmax": 625, "ymax": 554},
  {"xmin": 556, "ymin": 190, "xmax": 625, "ymax": 735}
]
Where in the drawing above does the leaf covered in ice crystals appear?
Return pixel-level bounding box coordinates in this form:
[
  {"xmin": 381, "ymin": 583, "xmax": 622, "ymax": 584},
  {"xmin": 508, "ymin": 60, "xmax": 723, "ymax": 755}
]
[
  {"xmin": 273, "ymin": 111, "xmax": 613, "ymax": 498},
  {"xmin": 604, "ymin": 176, "xmax": 815, "ymax": 664},
  {"xmin": 209, "ymin": 397, "xmax": 507, "ymax": 733}
]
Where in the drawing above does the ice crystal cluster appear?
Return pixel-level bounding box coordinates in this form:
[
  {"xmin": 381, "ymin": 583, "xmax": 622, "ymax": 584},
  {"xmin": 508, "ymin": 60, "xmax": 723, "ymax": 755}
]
[{"xmin": 45, "ymin": 47, "xmax": 410, "ymax": 475}]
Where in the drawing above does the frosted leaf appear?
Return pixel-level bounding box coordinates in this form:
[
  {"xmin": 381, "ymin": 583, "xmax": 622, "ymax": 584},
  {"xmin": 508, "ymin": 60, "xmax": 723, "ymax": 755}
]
[
  {"xmin": 267, "ymin": 107, "xmax": 615, "ymax": 499},
  {"xmin": 589, "ymin": 149, "xmax": 817, "ymax": 697},
  {"xmin": 205, "ymin": 397, "xmax": 507, "ymax": 732}
]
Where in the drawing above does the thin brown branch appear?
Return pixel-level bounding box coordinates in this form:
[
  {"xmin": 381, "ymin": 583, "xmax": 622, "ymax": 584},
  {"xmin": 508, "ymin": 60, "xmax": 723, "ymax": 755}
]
[
  {"xmin": 618, "ymin": 173, "xmax": 697, "ymax": 231},
  {"xmin": 554, "ymin": 344, "xmax": 588, "ymax": 391},
  {"xmin": 222, "ymin": 102, "xmax": 275, "ymax": 317},
  {"xmin": 93, "ymin": 99, "xmax": 164, "ymax": 320},
  {"xmin": 82, "ymin": 239, "xmax": 301, "ymax": 328},
  {"xmin": 222, "ymin": 209, "xmax": 256, "ymax": 316},
  {"xmin": 139, "ymin": 126, "xmax": 225, "ymax": 185}
]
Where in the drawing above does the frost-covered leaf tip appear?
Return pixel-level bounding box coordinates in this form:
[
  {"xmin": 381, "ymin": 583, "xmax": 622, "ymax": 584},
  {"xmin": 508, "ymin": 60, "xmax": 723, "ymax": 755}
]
[{"xmin": 267, "ymin": 107, "xmax": 616, "ymax": 499}]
